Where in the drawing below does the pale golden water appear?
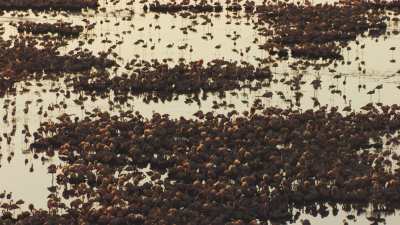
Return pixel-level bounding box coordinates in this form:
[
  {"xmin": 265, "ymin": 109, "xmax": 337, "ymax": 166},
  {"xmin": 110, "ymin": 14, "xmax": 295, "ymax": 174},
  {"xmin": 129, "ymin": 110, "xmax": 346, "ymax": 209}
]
[{"xmin": 0, "ymin": 0, "xmax": 400, "ymax": 224}]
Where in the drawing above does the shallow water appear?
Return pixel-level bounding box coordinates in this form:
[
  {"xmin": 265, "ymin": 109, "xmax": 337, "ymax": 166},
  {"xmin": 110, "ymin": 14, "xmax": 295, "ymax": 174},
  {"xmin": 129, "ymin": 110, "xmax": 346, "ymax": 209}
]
[{"xmin": 0, "ymin": 0, "xmax": 400, "ymax": 224}]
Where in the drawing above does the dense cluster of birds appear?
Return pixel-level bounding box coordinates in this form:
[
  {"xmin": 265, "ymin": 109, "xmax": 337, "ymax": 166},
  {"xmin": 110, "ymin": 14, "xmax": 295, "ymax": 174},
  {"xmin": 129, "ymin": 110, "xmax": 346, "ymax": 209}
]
[
  {"xmin": 0, "ymin": 37, "xmax": 115, "ymax": 97},
  {"xmin": 257, "ymin": 0, "xmax": 392, "ymax": 60},
  {"xmin": 145, "ymin": 1, "xmax": 224, "ymax": 13},
  {"xmin": 68, "ymin": 59, "xmax": 271, "ymax": 100},
  {"xmin": 11, "ymin": 104, "xmax": 400, "ymax": 224},
  {"xmin": 0, "ymin": 0, "xmax": 99, "ymax": 11},
  {"xmin": 140, "ymin": 0, "xmax": 398, "ymax": 60},
  {"xmin": 0, "ymin": 0, "xmax": 399, "ymax": 224},
  {"xmin": 16, "ymin": 21, "xmax": 84, "ymax": 37}
]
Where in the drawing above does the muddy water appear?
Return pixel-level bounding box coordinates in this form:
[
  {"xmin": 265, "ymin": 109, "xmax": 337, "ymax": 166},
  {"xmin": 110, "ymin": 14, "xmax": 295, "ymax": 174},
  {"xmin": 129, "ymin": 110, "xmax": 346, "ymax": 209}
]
[{"xmin": 0, "ymin": 0, "xmax": 400, "ymax": 224}]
